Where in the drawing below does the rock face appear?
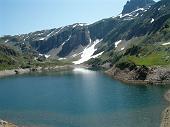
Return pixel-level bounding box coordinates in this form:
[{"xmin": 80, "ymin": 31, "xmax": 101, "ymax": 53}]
[
  {"xmin": 28, "ymin": 24, "xmax": 91, "ymax": 58},
  {"xmin": 147, "ymin": 68, "xmax": 170, "ymax": 83},
  {"xmin": 0, "ymin": 22, "xmax": 112, "ymax": 59},
  {"xmin": 106, "ymin": 64, "xmax": 170, "ymax": 85},
  {"xmin": 122, "ymin": 0, "xmax": 155, "ymax": 14},
  {"xmin": 0, "ymin": 0, "xmax": 159, "ymax": 58},
  {"xmin": 0, "ymin": 44, "xmax": 19, "ymax": 66},
  {"xmin": 0, "ymin": 45, "xmax": 18, "ymax": 56}
]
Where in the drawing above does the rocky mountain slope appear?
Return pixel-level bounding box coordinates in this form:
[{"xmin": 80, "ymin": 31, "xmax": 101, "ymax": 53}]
[
  {"xmin": 0, "ymin": 0, "xmax": 169, "ymax": 67},
  {"xmin": 88, "ymin": 0, "xmax": 170, "ymax": 67},
  {"xmin": 0, "ymin": 44, "xmax": 21, "ymax": 70},
  {"xmin": 122, "ymin": 0, "xmax": 155, "ymax": 14}
]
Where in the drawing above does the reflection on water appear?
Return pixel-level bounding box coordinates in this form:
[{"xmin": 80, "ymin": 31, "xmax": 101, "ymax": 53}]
[
  {"xmin": 73, "ymin": 67, "xmax": 95, "ymax": 74},
  {"xmin": 0, "ymin": 68, "xmax": 169, "ymax": 127}
]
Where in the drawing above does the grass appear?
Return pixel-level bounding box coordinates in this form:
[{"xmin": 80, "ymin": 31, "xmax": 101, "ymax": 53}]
[
  {"xmin": 127, "ymin": 46, "xmax": 170, "ymax": 66},
  {"xmin": 0, "ymin": 53, "xmax": 72, "ymax": 71},
  {"xmin": 33, "ymin": 59, "xmax": 72, "ymax": 68}
]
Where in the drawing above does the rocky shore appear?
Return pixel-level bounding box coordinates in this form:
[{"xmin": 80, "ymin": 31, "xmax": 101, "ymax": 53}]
[
  {"xmin": 106, "ymin": 65, "xmax": 170, "ymax": 85},
  {"xmin": 0, "ymin": 65, "xmax": 74, "ymax": 78},
  {"xmin": 0, "ymin": 119, "xmax": 17, "ymax": 127},
  {"xmin": 98, "ymin": 63, "xmax": 170, "ymax": 127},
  {"xmin": 161, "ymin": 106, "xmax": 170, "ymax": 127},
  {"xmin": 160, "ymin": 90, "xmax": 170, "ymax": 127}
]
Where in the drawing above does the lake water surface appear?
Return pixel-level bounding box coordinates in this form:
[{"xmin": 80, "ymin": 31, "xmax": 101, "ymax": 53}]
[{"xmin": 0, "ymin": 68, "xmax": 169, "ymax": 127}]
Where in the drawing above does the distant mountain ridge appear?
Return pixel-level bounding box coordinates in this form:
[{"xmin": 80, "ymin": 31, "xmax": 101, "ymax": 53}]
[
  {"xmin": 122, "ymin": 0, "xmax": 155, "ymax": 14},
  {"xmin": 0, "ymin": 0, "xmax": 169, "ymax": 65}
]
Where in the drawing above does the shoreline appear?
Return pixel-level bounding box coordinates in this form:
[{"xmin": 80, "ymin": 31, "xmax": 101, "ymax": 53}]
[
  {"xmin": 160, "ymin": 90, "xmax": 170, "ymax": 127},
  {"xmin": 106, "ymin": 66, "xmax": 170, "ymax": 85},
  {"xmin": 165, "ymin": 90, "xmax": 170, "ymax": 102},
  {"xmin": 1, "ymin": 65, "xmax": 170, "ymax": 85},
  {"xmin": 0, "ymin": 65, "xmax": 170, "ymax": 127},
  {"xmin": 106, "ymin": 71, "xmax": 170, "ymax": 85},
  {"xmin": 0, "ymin": 64, "xmax": 92, "ymax": 78},
  {"xmin": 160, "ymin": 106, "xmax": 170, "ymax": 127},
  {"xmin": 0, "ymin": 119, "xmax": 17, "ymax": 127},
  {"xmin": 0, "ymin": 65, "xmax": 74, "ymax": 78}
]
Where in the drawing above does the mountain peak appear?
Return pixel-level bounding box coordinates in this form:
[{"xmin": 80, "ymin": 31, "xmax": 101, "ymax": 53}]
[{"xmin": 122, "ymin": 0, "xmax": 155, "ymax": 14}]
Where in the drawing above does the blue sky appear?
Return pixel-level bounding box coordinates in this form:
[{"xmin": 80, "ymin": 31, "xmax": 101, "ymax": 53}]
[{"xmin": 0, "ymin": 0, "xmax": 159, "ymax": 36}]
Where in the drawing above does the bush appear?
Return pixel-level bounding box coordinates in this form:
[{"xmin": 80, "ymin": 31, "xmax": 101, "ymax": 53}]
[{"xmin": 116, "ymin": 61, "xmax": 136, "ymax": 70}]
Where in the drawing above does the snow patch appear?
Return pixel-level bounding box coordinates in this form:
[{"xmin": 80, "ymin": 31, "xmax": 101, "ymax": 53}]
[
  {"xmin": 37, "ymin": 33, "xmax": 44, "ymax": 36},
  {"xmin": 73, "ymin": 24, "xmax": 77, "ymax": 28},
  {"xmin": 56, "ymin": 27, "xmax": 64, "ymax": 34},
  {"xmin": 115, "ymin": 40, "xmax": 122, "ymax": 48},
  {"xmin": 45, "ymin": 55, "xmax": 50, "ymax": 58},
  {"xmin": 117, "ymin": 13, "xmax": 134, "ymax": 20},
  {"xmin": 72, "ymin": 54, "xmax": 78, "ymax": 58},
  {"xmin": 72, "ymin": 23, "xmax": 86, "ymax": 28},
  {"xmin": 124, "ymin": 17, "xmax": 134, "ymax": 20},
  {"xmin": 73, "ymin": 39, "xmax": 102, "ymax": 64},
  {"xmin": 72, "ymin": 51, "xmax": 83, "ymax": 58},
  {"xmin": 58, "ymin": 58, "xmax": 66, "ymax": 60},
  {"xmin": 117, "ymin": 8, "xmax": 146, "ymax": 19},
  {"xmin": 135, "ymin": 13, "xmax": 139, "ymax": 17},
  {"xmin": 39, "ymin": 54, "xmax": 50, "ymax": 58},
  {"xmin": 150, "ymin": 18, "xmax": 154, "ymax": 23},
  {"xmin": 39, "ymin": 54, "xmax": 43, "ymax": 56},
  {"xmin": 24, "ymin": 36, "xmax": 29, "ymax": 41},
  {"xmin": 121, "ymin": 47, "xmax": 125, "ymax": 51},
  {"xmin": 136, "ymin": 8, "xmax": 145, "ymax": 11},
  {"xmin": 118, "ymin": 13, "xmax": 132, "ymax": 18},
  {"xmin": 39, "ymin": 37, "xmax": 45, "ymax": 41},
  {"xmin": 38, "ymin": 28, "xmax": 63, "ymax": 41},
  {"xmin": 62, "ymin": 35, "xmax": 71, "ymax": 46},
  {"xmin": 91, "ymin": 51, "xmax": 104, "ymax": 58},
  {"xmin": 5, "ymin": 40, "xmax": 8, "ymax": 43},
  {"xmin": 112, "ymin": 16, "xmax": 116, "ymax": 18},
  {"xmin": 46, "ymin": 30, "xmax": 56, "ymax": 38},
  {"xmin": 162, "ymin": 42, "xmax": 170, "ymax": 46},
  {"xmin": 78, "ymin": 23, "xmax": 86, "ymax": 26}
]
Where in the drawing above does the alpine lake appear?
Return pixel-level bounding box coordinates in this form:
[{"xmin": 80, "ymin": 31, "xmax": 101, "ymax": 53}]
[{"xmin": 0, "ymin": 68, "xmax": 169, "ymax": 127}]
